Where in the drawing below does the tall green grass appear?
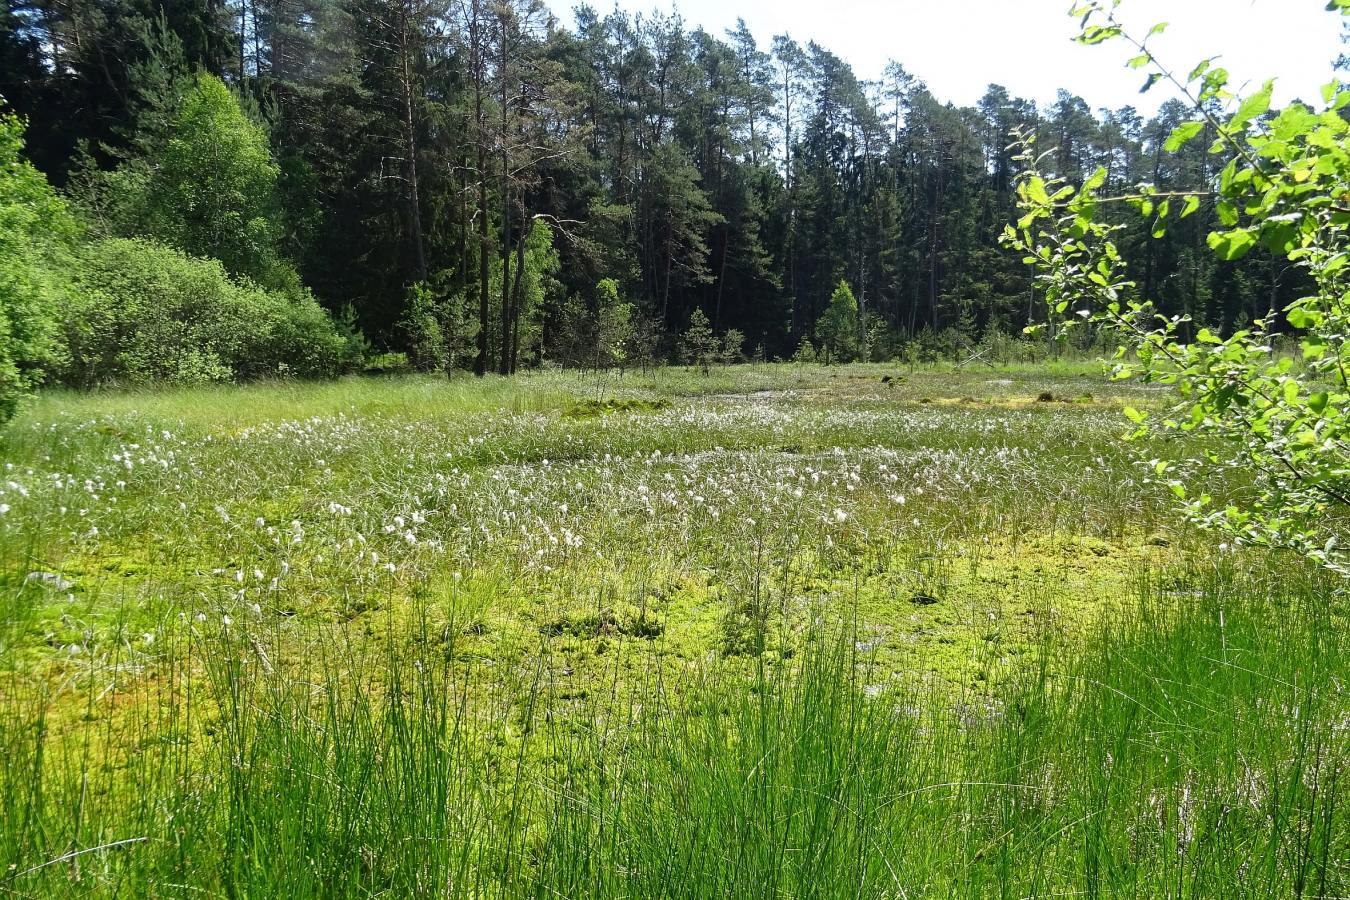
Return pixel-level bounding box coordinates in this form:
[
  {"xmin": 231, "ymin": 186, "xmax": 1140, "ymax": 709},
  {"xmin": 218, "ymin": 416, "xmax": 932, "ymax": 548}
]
[
  {"xmin": 2, "ymin": 560, "xmax": 1345, "ymax": 897},
  {"xmin": 0, "ymin": 367, "xmax": 1343, "ymax": 897}
]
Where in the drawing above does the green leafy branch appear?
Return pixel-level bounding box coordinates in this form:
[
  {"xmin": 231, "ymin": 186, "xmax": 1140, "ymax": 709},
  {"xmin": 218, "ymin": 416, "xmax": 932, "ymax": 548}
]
[{"xmin": 1004, "ymin": 0, "xmax": 1350, "ymax": 573}]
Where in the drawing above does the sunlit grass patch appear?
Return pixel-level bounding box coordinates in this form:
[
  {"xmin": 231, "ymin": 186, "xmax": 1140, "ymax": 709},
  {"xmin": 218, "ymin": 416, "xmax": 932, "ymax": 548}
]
[{"xmin": 1, "ymin": 363, "xmax": 1343, "ymax": 897}]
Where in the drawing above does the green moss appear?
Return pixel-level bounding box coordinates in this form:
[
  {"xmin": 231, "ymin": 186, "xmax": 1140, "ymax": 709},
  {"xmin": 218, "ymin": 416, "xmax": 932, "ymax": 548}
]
[
  {"xmin": 561, "ymin": 396, "xmax": 669, "ymax": 418},
  {"xmin": 0, "ymin": 363, "xmax": 1219, "ymax": 856}
]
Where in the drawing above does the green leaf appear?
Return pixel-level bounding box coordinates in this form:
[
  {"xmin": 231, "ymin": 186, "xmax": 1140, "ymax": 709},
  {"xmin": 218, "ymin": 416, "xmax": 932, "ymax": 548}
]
[
  {"xmin": 1165, "ymin": 121, "xmax": 1205, "ymax": 152},
  {"xmin": 1231, "ymin": 81, "xmax": 1274, "ymax": 127},
  {"xmin": 1309, "ymin": 392, "xmax": 1330, "ymax": 415},
  {"xmin": 1078, "ymin": 24, "xmax": 1122, "ymax": 45},
  {"xmin": 1207, "ymin": 229, "xmax": 1256, "ymax": 261},
  {"xmin": 1026, "ymin": 176, "xmax": 1049, "ymax": 205},
  {"xmin": 1202, "ymin": 67, "xmax": 1231, "ymax": 99},
  {"xmin": 1140, "ymin": 73, "xmax": 1163, "ymax": 94},
  {"xmin": 1261, "ymin": 219, "xmax": 1300, "ymax": 256},
  {"xmin": 1286, "ymin": 306, "xmax": 1321, "ymax": 329},
  {"xmin": 1124, "ymin": 406, "xmax": 1147, "ymax": 424},
  {"xmin": 1180, "ymin": 194, "xmax": 1200, "ymax": 218},
  {"xmin": 1148, "ymin": 21, "xmax": 1168, "ymax": 36}
]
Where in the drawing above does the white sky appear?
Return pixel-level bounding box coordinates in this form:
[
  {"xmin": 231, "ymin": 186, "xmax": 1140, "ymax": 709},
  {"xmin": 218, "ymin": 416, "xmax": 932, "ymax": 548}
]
[{"xmin": 562, "ymin": 0, "xmax": 1345, "ymax": 115}]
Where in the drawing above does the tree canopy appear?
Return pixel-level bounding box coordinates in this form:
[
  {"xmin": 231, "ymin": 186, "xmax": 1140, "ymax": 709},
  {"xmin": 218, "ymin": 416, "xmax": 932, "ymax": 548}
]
[{"xmin": 7, "ymin": 0, "xmax": 1333, "ymax": 366}]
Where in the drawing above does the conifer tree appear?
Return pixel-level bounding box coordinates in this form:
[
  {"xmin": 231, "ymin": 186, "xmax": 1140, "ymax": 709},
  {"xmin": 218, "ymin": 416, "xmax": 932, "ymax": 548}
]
[{"xmin": 816, "ymin": 280, "xmax": 858, "ymax": 364}]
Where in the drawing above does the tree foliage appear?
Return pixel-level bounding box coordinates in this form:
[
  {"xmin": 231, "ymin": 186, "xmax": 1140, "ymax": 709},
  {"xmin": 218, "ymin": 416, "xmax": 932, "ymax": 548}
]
[
  {"xmin": 593, "ymin": 278, "xmax": 634, "ymax": 371},
  {"xmin": 1006, "ymin": 0, "xmax": 1350, "ymax": 573},
  {"xmin": 401, "ymin": 278, "xmax": 478, "ymax": 374},
  {"xmin": 75, "ymin": 73, "xmax": 299, "ymax": 292},
  {"xmin": 145, "ymin": 75, "xmax": 293, "ymax": 289},
  {"xmin": 11, "ymin": 0, "xmax": 1316, "ymax": 365},
  {"xmin": 0, "ymin": 106, "xmax": 73, "ymax": 419},
  {"xmin": 7, "ymin": 0, "xmax": 1347, "ymax": 383},
  {"xmin": 679, "ymin": 309, "xmax": 719, "ymax": 374},
  {"xmin": 65, "ymin": 238, "xmax": 358, "ymax": 386},
  {"xmin": 816, "ymin": 280, "xmax": 859, "ymax": 364}
]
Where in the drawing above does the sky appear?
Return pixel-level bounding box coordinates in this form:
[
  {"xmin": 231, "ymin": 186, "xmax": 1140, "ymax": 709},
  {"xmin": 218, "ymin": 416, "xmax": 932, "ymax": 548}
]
[{"xmin": 561, "ymin": 0, "xmax": 1345, "ymax": 115}]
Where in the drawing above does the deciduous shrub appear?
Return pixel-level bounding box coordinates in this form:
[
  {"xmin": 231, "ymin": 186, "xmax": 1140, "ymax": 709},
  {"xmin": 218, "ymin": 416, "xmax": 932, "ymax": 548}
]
[
  {"xmin": 71, "ymin": 74, "xmax": 300, "ymax": 295},
  {"xmin": 62, "ymin": 238, "xmax": 358, "ymax": 387},
  {"xmin": 0, "ymin": 108, "xmax": 72, "ymax": 420},
  {"xmin": 792, "ymin": 336, "xmax": 817, "ymax": 363},
  {"xmin": 1008, "ymin": 0, "xmax": 1350, "ymax": 573}
]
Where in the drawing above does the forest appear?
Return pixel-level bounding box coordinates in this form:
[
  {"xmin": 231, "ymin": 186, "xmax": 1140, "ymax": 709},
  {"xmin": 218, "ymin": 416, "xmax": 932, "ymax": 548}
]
[{"xmin": 2, "ymin": 0, "xmax": 1312, "ymax": 386}]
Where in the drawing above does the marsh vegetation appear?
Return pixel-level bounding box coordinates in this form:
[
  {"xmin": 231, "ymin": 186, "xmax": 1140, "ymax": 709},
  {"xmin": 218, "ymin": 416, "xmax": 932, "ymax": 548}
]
[{"xmin": 1, "ymin": 364, "xmax": 1345, "ymax": 897}]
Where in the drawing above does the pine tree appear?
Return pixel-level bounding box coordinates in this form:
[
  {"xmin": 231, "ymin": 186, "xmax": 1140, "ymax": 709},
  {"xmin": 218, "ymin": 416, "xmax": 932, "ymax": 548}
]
[
  {"xmin": 4, "ymin": 1, "xmax": 1293, "ymax": 364},
  {"xmin": 679, "ymin": 308, "xmax": 718, "ymax": 373},
  {"xmin": 816, "ymin": 279, "xmax": 858, "ymax": 364}
]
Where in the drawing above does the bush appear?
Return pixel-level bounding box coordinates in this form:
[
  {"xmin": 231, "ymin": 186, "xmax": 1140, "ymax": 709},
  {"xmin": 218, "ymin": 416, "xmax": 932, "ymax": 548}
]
[
  {"xmin": 1010, "ymin": 0, "xmax": 1350, "ymax": 572},
  {"xmin": 719, "ymin": 328, "xmax": 745, "ymax": 365},
  {"xmin": 792, "ymin": 336, "xmax": 817, "ymax": 364},
  {"xmin": 0, "ymin": 109, "xmax": 73, "ymax": 420},
  {"xmin": 625, "ymin": 310, "xmax": 665, "ymax": 372},
  {"xmin": 679, "ymin": 309, "xmax": 718, "ymax": 373},
  {"xmin": 816, "ymin": 281, "xmax": 859, "ymax": 363},
  {"xmin": 62, "ymin": 238, "xmax": 358, "ymax": 387},
  {"xmin": 69, "ymin": 74, "xmax": 301, "ymax": 295},
  {"xmin": 594, "ymin": 278, "xmax": 634, "ymax": 371},
  {"xmin": 401, "ymin": 278, "xmax": 477, "ymax": 374}
]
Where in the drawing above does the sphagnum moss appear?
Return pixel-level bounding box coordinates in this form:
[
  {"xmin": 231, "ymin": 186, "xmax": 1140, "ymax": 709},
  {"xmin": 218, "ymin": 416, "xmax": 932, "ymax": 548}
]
[{"xmin": 1, "ymin": 364, "xmax": 1345, "ymax": 897}]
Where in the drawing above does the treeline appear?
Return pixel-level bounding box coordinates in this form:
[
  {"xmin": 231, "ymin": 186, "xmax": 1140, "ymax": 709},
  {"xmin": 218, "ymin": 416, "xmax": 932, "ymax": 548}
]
[
  {"xmin": 1, "ymin": 0, "xmax": 1318, "ymax": 386},
  {"xmin": 0, "ymin": 74, "xmax": 363, "ymax": 420}
]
